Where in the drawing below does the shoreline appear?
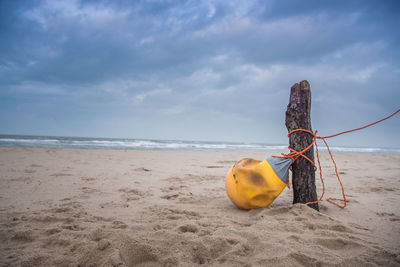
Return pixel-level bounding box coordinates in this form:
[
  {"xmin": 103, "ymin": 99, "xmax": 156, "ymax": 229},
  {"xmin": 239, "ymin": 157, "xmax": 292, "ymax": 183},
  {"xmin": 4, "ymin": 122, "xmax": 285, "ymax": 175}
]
[
  {"xmin": 1, "ymin": 147, "xmax": 399, "ymax": 266},
  {"xmin": 2, "ymin": 134, "xmax": 399, "ymax": 155},
  {"xmin": 1, "ymin": 146, "xmax": 399, "ymax": 155}
]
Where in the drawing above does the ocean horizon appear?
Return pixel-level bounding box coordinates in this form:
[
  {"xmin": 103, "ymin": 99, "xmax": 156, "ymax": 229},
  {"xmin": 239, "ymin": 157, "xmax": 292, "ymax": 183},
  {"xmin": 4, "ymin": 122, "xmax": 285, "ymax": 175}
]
[{"xmin": 0, "ymin": 134, "xmax": 399, "ymax": 154}]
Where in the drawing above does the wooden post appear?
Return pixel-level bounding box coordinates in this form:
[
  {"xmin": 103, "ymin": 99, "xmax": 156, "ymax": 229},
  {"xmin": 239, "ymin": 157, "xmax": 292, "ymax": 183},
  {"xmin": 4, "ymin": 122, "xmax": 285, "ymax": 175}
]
[{"xmin": 285, "ymin": 80, "xmax": 319, "ymax": 211}]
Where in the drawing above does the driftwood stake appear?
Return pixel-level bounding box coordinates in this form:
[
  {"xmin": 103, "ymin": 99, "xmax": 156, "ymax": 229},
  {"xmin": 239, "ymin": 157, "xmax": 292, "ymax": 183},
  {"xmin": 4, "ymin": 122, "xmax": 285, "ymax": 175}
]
[{"xmin": 285, "ymin": 80, "xmax": 319, "ymax": 211}]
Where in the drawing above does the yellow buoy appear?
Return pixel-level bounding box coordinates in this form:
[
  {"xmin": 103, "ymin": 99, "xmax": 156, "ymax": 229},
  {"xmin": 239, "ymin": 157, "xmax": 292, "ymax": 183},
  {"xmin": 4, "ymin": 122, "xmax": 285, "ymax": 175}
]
[{"xmin": 225, "ymin": 157, "xmax": 292, "ymax": 210}]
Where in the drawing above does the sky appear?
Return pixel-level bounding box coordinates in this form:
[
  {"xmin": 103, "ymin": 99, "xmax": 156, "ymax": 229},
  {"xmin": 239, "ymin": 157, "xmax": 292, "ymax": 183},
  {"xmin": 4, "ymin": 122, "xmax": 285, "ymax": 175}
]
[{"xmin": 0, "ymin": 0, "xmax": 399, "ymax": 147}]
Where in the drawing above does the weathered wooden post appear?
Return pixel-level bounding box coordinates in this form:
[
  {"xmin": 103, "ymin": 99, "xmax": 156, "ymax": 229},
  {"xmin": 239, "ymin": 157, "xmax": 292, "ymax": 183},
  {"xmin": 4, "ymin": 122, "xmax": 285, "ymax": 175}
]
[{"xmin": 286, "ymin": 80, "xmax": 319, "ymax": 211}]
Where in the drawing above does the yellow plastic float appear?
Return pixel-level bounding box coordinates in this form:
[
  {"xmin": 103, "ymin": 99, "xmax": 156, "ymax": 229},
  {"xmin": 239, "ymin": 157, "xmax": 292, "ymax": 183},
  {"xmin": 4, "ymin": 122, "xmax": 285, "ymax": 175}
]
[{"xmin": 225, "ymin": 157, "xmax": 292, "ymax": 210}]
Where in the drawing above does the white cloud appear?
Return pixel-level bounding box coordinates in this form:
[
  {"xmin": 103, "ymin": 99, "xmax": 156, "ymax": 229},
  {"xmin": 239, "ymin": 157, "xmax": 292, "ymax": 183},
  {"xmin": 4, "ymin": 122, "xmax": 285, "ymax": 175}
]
[
  {"xmin": 186, "ymin": 68, "xmax": 221, "ymax": 85},
  {"xmin": 9, "ymin": 81, "xmax": 67, "ymax": 95},
  {"xmin": 134, "ymin": 88, "xmax": 172, "ymax": 103},
  {"xmin": 138, "ymin": 36, "xmax": 155, "ymax": 46},
  {"xmin": 164, "ymin": 105, "xmax": 186, "ymax": 115},
  {"xmin": 23, "ymin": 0, "xmax": 129, "ymax": 30}
]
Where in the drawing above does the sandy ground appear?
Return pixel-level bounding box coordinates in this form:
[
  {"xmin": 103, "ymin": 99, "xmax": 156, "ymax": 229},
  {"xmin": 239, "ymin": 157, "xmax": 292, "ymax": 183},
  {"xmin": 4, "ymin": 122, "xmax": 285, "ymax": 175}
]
[{"xmin": 0, "ymin": 147, "xmax": 399, "ymax": 266}]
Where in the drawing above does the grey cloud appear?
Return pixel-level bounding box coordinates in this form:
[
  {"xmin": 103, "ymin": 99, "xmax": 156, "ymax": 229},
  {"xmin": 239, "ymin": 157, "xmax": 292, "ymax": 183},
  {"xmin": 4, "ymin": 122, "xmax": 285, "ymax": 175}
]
[{"xmin": 0, "ymin": 0, "xmax": 399, "ymax": 146}]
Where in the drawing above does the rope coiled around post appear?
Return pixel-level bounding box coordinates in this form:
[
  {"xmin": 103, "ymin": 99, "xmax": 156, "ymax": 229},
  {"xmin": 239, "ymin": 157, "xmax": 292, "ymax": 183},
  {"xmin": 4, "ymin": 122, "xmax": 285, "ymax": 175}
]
[{"xmin": 274, "ymin": 108, "xmax": 400, "ymax": 208}]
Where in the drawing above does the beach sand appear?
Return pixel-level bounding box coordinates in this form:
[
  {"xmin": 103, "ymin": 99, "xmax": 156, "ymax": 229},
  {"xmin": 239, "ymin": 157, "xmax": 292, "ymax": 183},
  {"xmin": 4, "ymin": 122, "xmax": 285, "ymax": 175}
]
[{"xmin": 0, "ymin": 147, "xmax": 399, "ymax": 266}]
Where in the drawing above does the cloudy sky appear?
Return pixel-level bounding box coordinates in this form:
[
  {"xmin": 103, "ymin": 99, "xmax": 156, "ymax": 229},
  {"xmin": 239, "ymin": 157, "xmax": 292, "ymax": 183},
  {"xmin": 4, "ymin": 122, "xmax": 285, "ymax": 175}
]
[{"xmin": 1, "ymin": 0, "xmax": 399, "ymax": 147}]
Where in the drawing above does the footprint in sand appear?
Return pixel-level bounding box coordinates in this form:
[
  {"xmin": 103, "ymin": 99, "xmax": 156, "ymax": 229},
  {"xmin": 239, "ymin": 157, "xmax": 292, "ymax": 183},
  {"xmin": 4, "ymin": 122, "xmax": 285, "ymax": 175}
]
[
  {"xmin": 79, "ymin": 187, "xmax": 102, "ymax": 199},
  {"xmin": 97, "ymin": 239, "xmax": 111, "ymax": 250},
  {"xmin": 81, "ymin": 187, "xmax": 100, "ymax": 194},
  {"xmin": 119, "ymin": 188, "xmax": 147, "ymax": 202},
  {"xmin": 81, "ymin": 176, "xmax": 96, "ymax": 182},
  {"xmin": 160, "ymin": 185, "xmax": 187, "ymax": 201},
  {"xmin": 61, "ymin": 224, "xmax": 84, "ymax": 231},
  {"xmin": 159, "ymin": 188, "xmax": 195, "ymax": 203},
  {"xmin": 43, "ymin": 236, "xmax": 71, "ymax": 247},
  {"xmin": 111, "ymin": 220, "xmax": 128, "ymax": 229},
  {"xmin": 24, "ymin": 169, "xmax": 36, "ymax": 174},
  {"xmin": 313, "ymin": 237, "xmax": 363, "ymax": 252},
  {"xmin": 161, "ymin": 185, "xmax": 187, "ymax": 193},
  {"xmin": 288, "ymin": 252, "xmax": 321, "ymax": 266},
  {"xmin": 163, "ymin": 176, "xmax": 184, "ymax": 183},
  {"xmin": 177, "ymin": 224, "xmax": 199, "ymax": 233},
  {"xmin": 11, "ymin": 230, "xmax": 35, "ymax": 242},
  {"xmin": 89, "ymin": 228, "xmax": 111, "ymax": 242},
  {"xmin": 45, "ymin": 228, "xmax": 62, "ymax": 235},
  {"xmin": 119, "ymin": 238, "xmax": 159, "ymax": 266}
]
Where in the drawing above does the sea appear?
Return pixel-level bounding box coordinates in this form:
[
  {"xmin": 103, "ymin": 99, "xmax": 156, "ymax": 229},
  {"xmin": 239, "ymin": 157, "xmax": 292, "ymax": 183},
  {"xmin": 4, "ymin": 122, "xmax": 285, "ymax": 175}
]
[{"xmin": 0, "ymin": 134, "xmax": 399, "ymax": 154}]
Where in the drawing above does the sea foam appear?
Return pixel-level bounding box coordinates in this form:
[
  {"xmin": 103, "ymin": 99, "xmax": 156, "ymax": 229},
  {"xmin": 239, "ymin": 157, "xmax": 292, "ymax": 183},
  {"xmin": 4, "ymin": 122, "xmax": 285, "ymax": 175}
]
[{"xmin": 0, "ymin": 135, "xmax": 398, "ymax": 154}]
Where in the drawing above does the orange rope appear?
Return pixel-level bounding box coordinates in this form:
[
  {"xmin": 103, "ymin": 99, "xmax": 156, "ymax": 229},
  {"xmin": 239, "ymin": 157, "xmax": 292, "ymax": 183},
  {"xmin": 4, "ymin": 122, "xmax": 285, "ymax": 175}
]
[{"xmin": 275, "ymin": 108, "xmax": 400, "ymax": 208}]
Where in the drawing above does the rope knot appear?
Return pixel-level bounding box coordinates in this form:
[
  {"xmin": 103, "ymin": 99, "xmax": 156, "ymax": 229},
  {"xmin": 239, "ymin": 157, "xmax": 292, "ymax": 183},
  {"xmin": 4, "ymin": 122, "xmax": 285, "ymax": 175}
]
[
  {"xmin": 276, "ymin": 129, "xmax": 318, "ymax": 169},
  {"xmin": 273, "ymin": 108, "xmax": 399, "ymax": 209},
  {"xmin": 273, "ymin": 128, "xmax": 348, "ymax": 208}
]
